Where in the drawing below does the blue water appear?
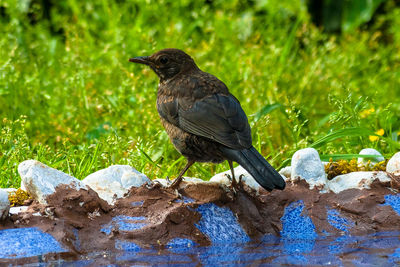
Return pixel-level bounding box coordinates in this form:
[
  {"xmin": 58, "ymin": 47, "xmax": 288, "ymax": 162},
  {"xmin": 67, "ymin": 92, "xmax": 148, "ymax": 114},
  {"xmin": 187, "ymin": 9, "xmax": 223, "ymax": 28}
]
[
  {"xmin": 2, "ymin": 194, "xmax": 400, "ymax": 265},
  {"xmin": 9, "ymin": 232, "xmax": 397, "ymax": 266}
]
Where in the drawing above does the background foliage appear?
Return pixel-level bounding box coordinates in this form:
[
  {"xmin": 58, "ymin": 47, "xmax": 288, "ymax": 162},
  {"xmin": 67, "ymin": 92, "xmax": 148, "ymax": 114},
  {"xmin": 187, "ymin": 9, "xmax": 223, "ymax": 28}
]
[{"xmin": 1, "ymin": 0, "xmax": 400, "ymax": 187}]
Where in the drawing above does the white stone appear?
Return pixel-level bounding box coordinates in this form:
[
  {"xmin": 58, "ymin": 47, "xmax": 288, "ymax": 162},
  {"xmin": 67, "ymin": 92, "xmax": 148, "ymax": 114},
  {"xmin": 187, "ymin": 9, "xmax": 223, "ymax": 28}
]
[
  {"xmin": 327, "ymin": 171, "xmax": 391, "ymax": 194},
  {"xmin": 210, "ymin": 166, "xmax": 261, "ymax": 192},
  {"xmin": 183, "ymin": 177, "xmax": 207, "ymax": 183},
  {"xmin": 18, "ymin": 160, "xmax": 88, "ymax": 205},
  {"xmin": 279, "ymin": 166, "xmax": 292, "ymax": 179},
  {"xmin": 358, "ymin": 148, "xmax": 385, "ymax": 165},
  {"xmin": 387, "ymin": 152, "xmax": 400, "ymax": 175},
  {"xmin": 0, "ymin": 189, "xmax": 10, "ymax": 220},
  {"xmin": 9, "ymin": 206, "xmax": 29, "ymax": 215},
  {"xmin": 3, "ymin": 188, "xmax": 18, "ymax": 194},
  {"xmin": 291, "ymin": 148, "xmax": 327, "ymax": 190},
  {"xmin": 82, "ymin": 165, "xmax": 150, "ymax": 205},
  {"xmin": 153, "ymin": 178, "xmax": 169, "ymax": 187}
]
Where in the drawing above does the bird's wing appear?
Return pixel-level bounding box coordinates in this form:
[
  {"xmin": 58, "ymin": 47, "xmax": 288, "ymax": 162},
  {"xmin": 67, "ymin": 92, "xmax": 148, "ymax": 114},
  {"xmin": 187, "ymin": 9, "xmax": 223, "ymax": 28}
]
[{"xmin": 158, "ymin": 94, "xmax": 252, "ymax": 149}]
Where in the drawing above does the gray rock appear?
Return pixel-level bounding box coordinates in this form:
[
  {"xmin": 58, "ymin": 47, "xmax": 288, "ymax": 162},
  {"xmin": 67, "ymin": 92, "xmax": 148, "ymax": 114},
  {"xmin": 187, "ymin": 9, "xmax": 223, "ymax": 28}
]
[
  {"xmin": 327, "ymin": 171, "xmax": 391, "ymax": 194},
  {"xmin": 291, "ymin": 148, "xmax": 327, "ymax": 190},
  {"xmin": 210, "ymin": 166, "xmax": 261, "ymax": 192},
  {"xmin": 3, "ymin": 188, "xmax": 17, "ymax": 194},
  {"xmin": 279, "ymin": 166, "xmax": 292, "ymax": 179},
  {"xmin": 387, "ymin": 152, "xmax": 400, "ymax": 174},
  {"xmin": 153, "ymin": 178, "xmax": 169, "ymax": 187},
  {"xmin": 358, "ymin": 148, "xmax": 385, "ymax": 165},
  {"xmin": 9, "ymin": 206, "xmax": 29, "ymax": 215},
  {"xmin": 82, "ymin": 165, "xmax": 150, "ymax": 205},
  {"xmin": 183, "ymin": 177, "xmax": 206, "ymax": 183},
  {"xmin": 0, "ymin": 189, "xmax": 10, "ymax": 220},
  {"xmin": 152, "ymin": 177, "xmax": 205, "ymax": 187},
  {"xmin": 18, "ymin": 160, "xmax": 88, "ymax": 205}
]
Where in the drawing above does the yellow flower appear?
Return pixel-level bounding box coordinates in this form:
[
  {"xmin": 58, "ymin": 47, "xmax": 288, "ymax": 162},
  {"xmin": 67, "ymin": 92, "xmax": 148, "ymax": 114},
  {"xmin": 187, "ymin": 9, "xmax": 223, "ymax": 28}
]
[
  {"xmin": 369, "ymin": 129, "xmax": 384, "ymax": 142},
  {"xmin": 369, "ymin": 136, "xmax": 379, "ymax": 142},
  {"xmin": 360, "ymin": 108, "xmax": 375, "ymax": 118}
]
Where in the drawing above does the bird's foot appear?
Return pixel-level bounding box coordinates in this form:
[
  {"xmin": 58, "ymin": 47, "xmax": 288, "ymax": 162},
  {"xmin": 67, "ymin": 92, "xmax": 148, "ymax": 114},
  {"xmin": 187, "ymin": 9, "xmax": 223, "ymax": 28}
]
[
  {"xmin": 238, "ymin": 174, "xmax": 244, "ymax": 187},
  {"xmin": 174, "ymin": 189, "xmax": 182, "ymax": 199},
  {"xmin": 168, "ymin": 176, "xmax": 184, "ymax": 190},
  {"xmin": 226, "ymin": 174, "xmax": 238, "ymax": 194},
  {"xmin": 227, "ymin": 173, "xmax": 245, "ymax": 194},
  {"xmin": 146, "ymin": 180, "xmax": 163, "ymax": 190}
]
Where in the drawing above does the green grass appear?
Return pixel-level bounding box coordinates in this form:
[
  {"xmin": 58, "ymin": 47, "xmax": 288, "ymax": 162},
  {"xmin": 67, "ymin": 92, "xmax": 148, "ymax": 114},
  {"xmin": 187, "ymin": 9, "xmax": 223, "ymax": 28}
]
[{"xmin": 1, "ymin": 0, "xmax": 400, "ymax": 188}]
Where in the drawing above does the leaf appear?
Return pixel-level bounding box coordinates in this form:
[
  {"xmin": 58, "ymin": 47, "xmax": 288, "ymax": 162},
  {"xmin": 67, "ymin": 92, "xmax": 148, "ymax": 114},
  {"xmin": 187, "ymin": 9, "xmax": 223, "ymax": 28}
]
[
  {"xmin": 320, "ymin": 154, "xmax": 384, "ymax": 161},
  {"xmin": 310, "ymin": 127, "xmax": 374, "ymax": 149},
  {"xmin": 342, "ymin": 0, "xmax": 387, "ymax": 32},
  {"xmin": 253, "ymin": 103, "xmax": 284, "ymax": 122},
  {"xmin": 311, "ymin": 127, "xmax": 400, "ymax": 149}
]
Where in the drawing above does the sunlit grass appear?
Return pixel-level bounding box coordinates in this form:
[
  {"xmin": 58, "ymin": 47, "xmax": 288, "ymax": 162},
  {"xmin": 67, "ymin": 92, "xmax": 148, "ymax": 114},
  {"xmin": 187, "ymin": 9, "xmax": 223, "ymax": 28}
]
[{"xmin": 0, "ymin": 0, "xmax": 399, "ymax": 187}]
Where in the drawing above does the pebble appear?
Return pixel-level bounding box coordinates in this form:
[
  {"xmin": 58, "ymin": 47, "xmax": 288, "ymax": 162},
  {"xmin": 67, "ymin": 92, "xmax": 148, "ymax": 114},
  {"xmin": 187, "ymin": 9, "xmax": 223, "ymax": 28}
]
[
  {"xmin": 18, "ymin": 160, "xmax": 87, "ymax": 205},
  {"xmin": 387, "ymin": 152, "xmax": 400, "ymax": 175},
  {"xmin": 358, "ymin": 148, "xmax": 385, "ymax": 165},
  {"xmin": 210, "ymin": 166, "xmax": 261, "ymax": 192},
  {"xmin": 290, "ymin": 148, "xmax": 327, "ymax": 190},
  {"xmin": 327, "ymin": 171, "xmax": 391, "ymax": 194},
  {"xmin": 0, "ymin": 189, "xmax": 10, "ymax": 220},
  {"xmin": 82, "ymin": 165, "xmax": 150, "ymax": 205}
]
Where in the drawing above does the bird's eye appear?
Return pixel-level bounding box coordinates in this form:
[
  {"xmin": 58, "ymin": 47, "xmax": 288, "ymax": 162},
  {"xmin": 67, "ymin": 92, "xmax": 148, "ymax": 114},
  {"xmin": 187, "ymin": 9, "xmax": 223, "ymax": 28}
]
[{"xmin": 159, "ymin": 56, "xmax": 169, "ymax": 64}]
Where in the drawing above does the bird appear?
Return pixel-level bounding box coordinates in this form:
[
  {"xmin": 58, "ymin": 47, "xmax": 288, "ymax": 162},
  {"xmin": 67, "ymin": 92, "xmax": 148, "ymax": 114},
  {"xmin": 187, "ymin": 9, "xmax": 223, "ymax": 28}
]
[{"xmin": 129, "ymin": 48, "xmax": 285, "ymax": 191}]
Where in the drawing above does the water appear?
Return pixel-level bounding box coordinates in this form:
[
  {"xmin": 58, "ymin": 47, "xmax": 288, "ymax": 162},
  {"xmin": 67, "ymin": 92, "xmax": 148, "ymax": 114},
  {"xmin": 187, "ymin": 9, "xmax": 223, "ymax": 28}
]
[
  {"xmin": 9, "ymin": 232, "xmax": 398, "ymax": 266},
  {"xmin": 2, "ymin": 195, "xmax": 400, "ymax": 265}
]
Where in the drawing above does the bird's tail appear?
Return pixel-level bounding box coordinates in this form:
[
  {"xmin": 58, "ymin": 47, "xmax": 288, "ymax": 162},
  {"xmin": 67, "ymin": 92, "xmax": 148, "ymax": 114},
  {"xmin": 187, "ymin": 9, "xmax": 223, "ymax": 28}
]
[{"xmin": 220, "ymin": 146, "xmax": 285, "ymax": 191}]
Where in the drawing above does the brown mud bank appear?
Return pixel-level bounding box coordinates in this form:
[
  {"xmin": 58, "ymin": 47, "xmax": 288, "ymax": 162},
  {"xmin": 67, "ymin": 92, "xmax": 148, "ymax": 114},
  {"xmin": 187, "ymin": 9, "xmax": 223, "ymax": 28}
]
[{"xmin": 1, "ymin": 177, "xmax": 400, "ymax": 262}]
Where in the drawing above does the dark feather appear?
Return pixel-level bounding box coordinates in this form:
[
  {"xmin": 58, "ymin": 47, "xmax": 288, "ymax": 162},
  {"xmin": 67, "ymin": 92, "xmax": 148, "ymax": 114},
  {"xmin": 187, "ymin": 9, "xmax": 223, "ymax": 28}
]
[{"xmin": 158, "ymin": 94, "xmax": 252, "ymax": 150}]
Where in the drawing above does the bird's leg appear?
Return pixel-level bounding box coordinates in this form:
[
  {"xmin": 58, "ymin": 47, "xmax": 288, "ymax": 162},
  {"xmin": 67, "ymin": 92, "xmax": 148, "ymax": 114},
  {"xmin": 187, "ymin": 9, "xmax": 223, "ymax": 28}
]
[
  {"xmin": 228, "ymin": 160, "xmax": 239, "ymax": 190},
  {"xmin": 169, "ymin": 159, "xmax": 194, "ymax": 189}
]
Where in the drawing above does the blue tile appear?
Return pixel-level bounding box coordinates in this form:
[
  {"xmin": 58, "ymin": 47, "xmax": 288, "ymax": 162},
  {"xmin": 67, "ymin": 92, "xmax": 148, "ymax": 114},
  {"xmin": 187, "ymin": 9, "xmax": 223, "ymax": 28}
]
[
  {"xmin": 0, "ymin": 227, "xmax": 66, "ymax": 259},
  {"xmin": 383, "ymin": 194, "xmax": 400, "ymax": 215},
  {"xmin": 280, "ymin": 200, "xmax": 317, "ymax": 240},
  {"xmin": 195, "ymin": 203, "xmax": 250, "ymax": 243},
  {"xmin": 327, "ymin": 209, "xmax": 354, "ymax": 233},
  {"xmin": 101, "ymin": 215, "xmax": 147, "ymax": 235}
]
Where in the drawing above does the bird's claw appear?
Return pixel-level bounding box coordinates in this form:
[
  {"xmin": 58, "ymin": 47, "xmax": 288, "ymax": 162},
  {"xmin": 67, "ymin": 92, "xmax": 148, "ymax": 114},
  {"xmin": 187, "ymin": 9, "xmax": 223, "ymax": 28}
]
[
  {"xmin": 174, "ymin": 189, "xmax": 182, "ymax": 199},
  {"xmin": 238, "ymin": 174, "xmax": 244, "ymax": 186},
  {"xmin": 225, "ymin": 174, "xmax": 238, "ymax": 194},
  {"xmin": 146, "ymin": 180, "xmax": 163, "ymax": 189}
]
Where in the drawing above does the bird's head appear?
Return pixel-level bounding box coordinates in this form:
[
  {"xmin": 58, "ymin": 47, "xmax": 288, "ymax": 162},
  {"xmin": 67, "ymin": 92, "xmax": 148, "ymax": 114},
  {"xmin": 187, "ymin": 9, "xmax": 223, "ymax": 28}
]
[{"xmin": 129, "ymin": 48, "xmax": 198, "ymax": 82}]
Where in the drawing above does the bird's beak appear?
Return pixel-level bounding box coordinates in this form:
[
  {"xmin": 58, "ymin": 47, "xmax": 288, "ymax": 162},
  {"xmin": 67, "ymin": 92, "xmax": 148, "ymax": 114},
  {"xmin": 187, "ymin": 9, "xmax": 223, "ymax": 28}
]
[{"xmin": 129, "ymin": 56, "xmax": 151, "ymax": 65}]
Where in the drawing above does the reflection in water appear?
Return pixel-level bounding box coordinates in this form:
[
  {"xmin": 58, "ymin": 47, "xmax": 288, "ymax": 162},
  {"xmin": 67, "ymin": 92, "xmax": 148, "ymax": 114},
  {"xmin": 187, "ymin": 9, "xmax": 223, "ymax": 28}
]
[{"xmin": 84, "ymin": 232, "xmax": 400, "ymax": 266}]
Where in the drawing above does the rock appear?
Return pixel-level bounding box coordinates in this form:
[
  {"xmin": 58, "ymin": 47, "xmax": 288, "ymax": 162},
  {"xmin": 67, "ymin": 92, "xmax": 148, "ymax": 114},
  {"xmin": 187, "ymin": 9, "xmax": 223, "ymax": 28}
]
[
  {"xmin": 183, "ymin": 177, "xmax": 206, "ymax": 183},
  {"xmin": 291, "ymin": 148, "xmax": 327, "ymax": 190},
  {"xmin": 82, "ymin": 165, "xmax": 150, "ymax": 205},
  {"xmin": 9, "ymin": 206, "xmax": 29, "ymax": 215},
  {"xmin": 152, "ymin": 177, "xmax": 205, "ymax": 187},
  {"xmin": 3, "ymin": 188, "xmax": 18, "ymax": 194},
  {"xmin": 210, "ymin": 166, "xmax": 261, "ymax": 192},
  {"xmin": 279, "ymin": 166, "xmax": 292, "ymax": 179},
  {"xmin": 18, "ymin": 160, "xmax": 88, "ymax": 205},
  {"xmin": 0, "ymin": 189, "xmax": 10, "ymax": 220},
  {"xmin": 153, "ymin": 178, "xmax": 169, "ymax": 187},
  {"xmin": 387, "ymin": 152, "xmax": 400, "ymax": 174},
  {"xmin": 327, "ymin": 171, "xmax": 391, "ymax": 194},
  {"xmin": 358, "ymin": 148, "xmax": 385, "ymax": 165}
]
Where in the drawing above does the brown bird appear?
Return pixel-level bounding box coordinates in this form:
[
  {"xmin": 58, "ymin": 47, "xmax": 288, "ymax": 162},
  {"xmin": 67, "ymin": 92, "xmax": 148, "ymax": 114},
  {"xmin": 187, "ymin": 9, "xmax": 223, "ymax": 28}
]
[{"xmin": 129, "ymin": 48, "xmax": 285, "ymax": 191}]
